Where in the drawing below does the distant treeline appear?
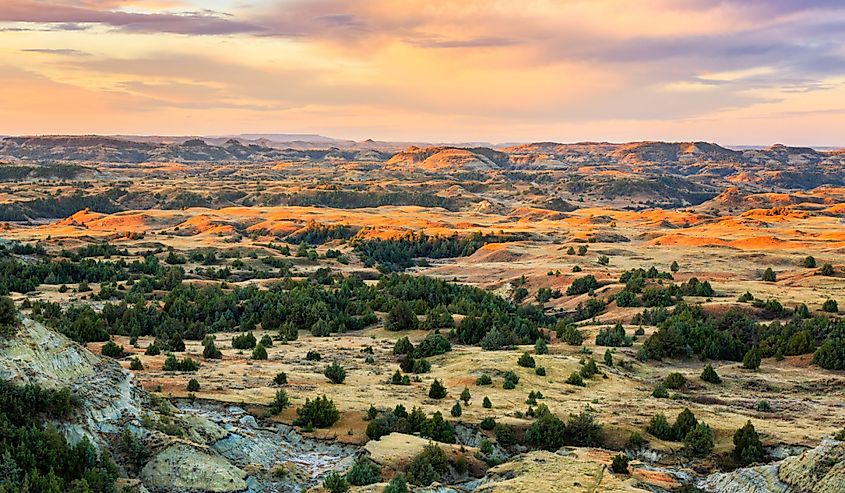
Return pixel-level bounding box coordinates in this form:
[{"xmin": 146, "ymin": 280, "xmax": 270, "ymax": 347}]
[
  {"xmin": 352, "ymin": 231, "xmax": 529, "ymax": 271},
  {"xmin": 0, "ymin": 163, "xmax": 85, "ymax": 181},
  {"xmin": 0, "ymin": 188, "xmax": 126, "ymax": 221}
]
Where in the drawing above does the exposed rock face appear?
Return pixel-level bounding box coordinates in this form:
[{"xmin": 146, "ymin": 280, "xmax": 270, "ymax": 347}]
[
  {"xmin": 0, "ymin": 319, "xmax": 358, "ymax": 493},
  {"xmin": 698, "ymin": 439, "xmax": 845, "ymax": 493},
  {"xmin": 0, "ymin": 318, "xmax": 143, "ymax": 441},
  {"xmin": 140, "ymin": 444, "xmax": 249, "ymax": 493}
]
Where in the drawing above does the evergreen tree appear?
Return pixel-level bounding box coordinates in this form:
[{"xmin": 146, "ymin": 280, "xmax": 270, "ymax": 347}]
[
  {"xmin": 460, "ymin": 387, "xmax": 471, "ymax": 405},
  {"xmin": 324, "ymin": 362, "xmax": 347, "ymax": 384},
  {"xmin": 762, "ymin": 268, "xmax": 777, "ymax": 282},
  {"xmin": 251, "ymin": 343, "xmax": 268, "ymax": 360},
  {"xmin": 733, "ymin": 420, "xmax": 765, "ymax": 466},
  {"xmin": 450, "ymin": 401, "xmax": 462, "ymax": 417},
  {"xmin": 428, "ymin": 379, "xmax": 447, "ymax": 399},
  {"xmin": 700, "ymin": 364, "xmax": 721, "ymax": 384},
  {"xmin": 386, "ymin": 301, "xmax": 419, "ymax": 331},
  {"xmin": 743, "ymin": 347, "xmax": 762, "ymax": 370}
]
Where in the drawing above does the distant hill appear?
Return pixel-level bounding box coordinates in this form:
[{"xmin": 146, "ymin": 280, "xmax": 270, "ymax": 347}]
[{"xmin": 385, "ymin": 146, "xmax": 510, "ymax": 171}]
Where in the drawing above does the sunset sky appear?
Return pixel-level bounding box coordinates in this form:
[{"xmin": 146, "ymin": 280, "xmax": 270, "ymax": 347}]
[{"xmin": 1, "ymin": 0, "xmax": 844, "ymax": 145}]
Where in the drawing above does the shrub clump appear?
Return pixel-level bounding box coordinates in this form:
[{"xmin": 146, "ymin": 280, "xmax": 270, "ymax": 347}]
[
  {"xmin": 324, "ymin": 362, "xmax": 347, "ymax": 384},
  {"xmin": 700, "ymin": 364, "xmax": 721, "ymax": 384},
  {"xmin": 517, "ymin": 352, "xmax": 536, "ymax": 368},
  {"xmin": 428, "ymin": 379, "xmax": 447, "ymax": 399},
  {"xmin": 295, "ymin": 395, "xmax": 340, "ymax": 428}
]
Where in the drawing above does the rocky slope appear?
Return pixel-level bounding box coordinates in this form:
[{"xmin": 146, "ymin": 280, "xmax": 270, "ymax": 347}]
[
  {"xmin": 0, "ymin": 319, "xmax": 357, "ymax": 493},
  {"xmin": 698, "ymin": 438, "xmax": 845, "ymax": 493}
]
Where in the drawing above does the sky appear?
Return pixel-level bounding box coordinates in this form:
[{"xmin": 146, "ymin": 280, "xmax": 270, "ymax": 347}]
[{"xmin": 1, "ymin": 0, "xmax": 845, "ymax": 146}]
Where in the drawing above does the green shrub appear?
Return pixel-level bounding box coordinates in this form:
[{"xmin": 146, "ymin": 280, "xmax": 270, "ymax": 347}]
[
  {"xmin": 663, "ymin": 372, "xmax": 687, "ymax": 389},
  {"xmin": 186, "ymin": 379, "xmax": 200, "ymax": 392},
  {"xmin": 273, "ymin": 372, "xmax": 288, "ymax": 385},
  {"xmin": 482, "ymin": 396, "xmax": 492, "ymax": 408},
  {"xmin": 202, "ymin": 338, "xmax": 222, "ymax": 359},
  {"xmin": 394, "ymin": 336, "xmax": 415, "ymax": 355},
  {"xmin": 566, "ymin": 410, "xmax": 603, "ymax": 447},
  {"xmin": 252, "ymin": 343, "xmax": 268, "ymax": 360},
  {"xmin": 579, "ymin": 358, "xmax": 598, "ymax": 379},
  {"xmin": 683, "ymin": 423, "xmax": 714, "ymax": 457},
  {"xmin": 101, "ymin": 340, "xmax": 124, "ymax": 358},
  {"xmin": 611, "ymin": 454, "xmax": 629, "ymax": 474},
  {"xmin": 270, "ymin": 389, "xmax": 290, "ymax": 415},
  {"xmin": 596, "ymin": 323, "xmax": 632, "ymax": 347},
  {"xmin": 232, "ymin": 332, "xmax": 256, "ymax": 349},
  {"xmin": 259, "ymin": 334, "xmax": 273, "ymax": 347},
  {"xmin": 145, "ymin": 343, "xmax": 160, "ymax": 356},
  {"xmin": 822, "ymin": 299, "xmax": 839, "ymax": 313},
  {"xmin": 647, "ymin": 413, "xmax": 674, "ymax": 440},
  {"xmin": 475, "ymin": 374, "xmax": 492, "ymax": 386},
  {"xmin": 556, "ymin": 323, "xmax": 584, "ymax": 345},
  {"xmin": 495, "ymin": 423, "xmax": 517, "ymax": 447},
  {"xmin": 129, "ymin": 357, "xmax": 144, "ymax": 370},
  {"xmin": 627, "ymin": 431, "xmax": 645, "ymax": 449},
  {"xmin": 700, "ymin": 364, "xmax": 721, "ymax": 384},
  {"xmin": 762, "ymin": 268, "xmax": 777, "ymax": 282},
  {"xmin": 384, "ymin": 474, "xmax": 408, "ymax": 493},
  {"xmin": 567, "ymin": 275, "xmax": 600, "ymax": 295},
  {"xmin": 450, "ymin": 401, "xmax": 462, "ymax": 417},
  {"xmin": 652, "ymin": 385, "xmax": 669, "ymax": 398},
  {"xmin": 535, "ymin": 366, "xmax": 546, "ymax": 376},
  {"xmin": 517, "ymin": 352, "xmax": 536, "ymax": 368},
  {"xmin": 346, "ymin": 457, "xmax": 381, "ymax": 486},
  {"xmin": 386, "ymin": 301, "xmax": 419, "ymax": 331},
  {"xmin": 566, "ymin": 372, "xmax": 585, "ymax": 387},
  {"xmin": 306, "ymin": 350, "xmax": 321, "ymax": 361},
  {"xmin": 460, "ymin": 387, "xmax": 471, "ymax": 405},
  {"xmin": 480, "ymin": 417, "xmax": 496, "ymax": 430},
  {"xmin": 324, "ymin": 362, "xmax": 347, "ymax": 384},
  {"xmin": 407, "ymin": 442, "xmax": 449, "ymax": 486},
  {"xmin": 733, "ymin": 420, "xmax": 765, "ymax": 466},
  {"xmin": 526, "ymin": 413, "xmax": 566, "ymax": 451},
  {"xmin": 502, "ymin": 371, "xmax": 519, "ymax": 389},
  {"xmin": 820, "ymin": 263, "xmax": 835, "ymax": 276},
  {"xmin": 323, "ymin": 471, "xmax": 349, "ymax": 493},
  {"xmin": 428, "ymin": 379, "xmax": 447, "ymax": 399},
  {"xmin": 673, "ymin": 408, "xmax": 698, "ymax": 440},
  {"xmin": 295, "ymin": 396, "xmax": 340, "ymax": 428},
  {"xmin": 535, "ymin": 338, "xmax": 549, "ymax": 354},
  {"xmin": 743, "ymin": 347, "xmax": 762, "ymax": 370},
  {"xmin": 163, "ymin": 354, "xmax": 199, "ymax": 372},
  {"xmin": 803, "ymin": 256, "xmax": 817, "ymax": 268}
]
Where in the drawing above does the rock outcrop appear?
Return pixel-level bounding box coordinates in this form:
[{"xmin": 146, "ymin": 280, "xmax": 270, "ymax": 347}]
[
  {"xmin": 0, "ymin": 318, "xmax": 355, "ymax": 493},
  {"xmin": 698, "ymin": 438, "xmax": 845, "ymax": 493}
]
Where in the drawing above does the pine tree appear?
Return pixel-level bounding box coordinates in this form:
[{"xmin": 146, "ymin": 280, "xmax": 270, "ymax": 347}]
[
  {"xmin": 251, "ymin": 343, "xmax": 267, "ymax": 360},
  {"xmin": 762, "ymin": 268, "xmax": 777, "ymax": 282},
  {"xmin": 460, "ymin": 387, "xmax": 471, "ymax": 405},
  {"xmin": 700, "ymin": 364, "xmax": 721, "ymax": 384},
  {"xmin": 450, "ymin": 401, "xmax": 462, "ymax": 417},
  {"xmin": 429, "ymin": 379, "xmax": 447, "ymax": 399},
  {"xmin": 733, "ymin": 420, "xmax": 765, "ymax": 466},
  {"xmin": 743, "ymin": 347, "xmax": 762, "ymax": 370}
]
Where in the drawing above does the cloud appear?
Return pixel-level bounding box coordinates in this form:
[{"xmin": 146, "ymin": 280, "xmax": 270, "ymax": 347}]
[
  {"xmin": 1, "ymin": 0, "xmax": 266, "ymax": 35},
  {"xmin": 22, "ymin": 48, "xmax": 90, "ymax": 56}
]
